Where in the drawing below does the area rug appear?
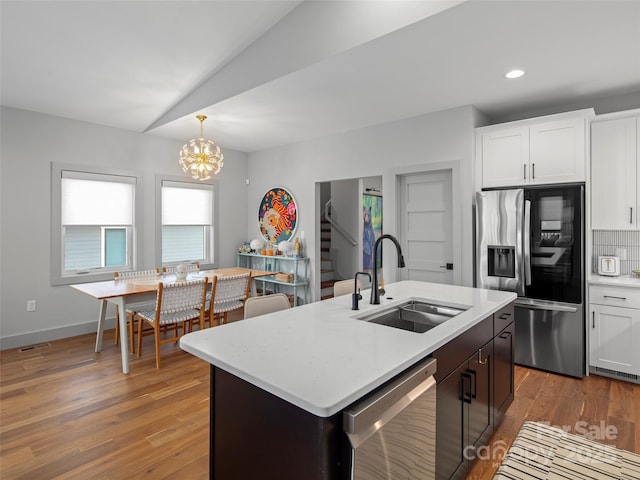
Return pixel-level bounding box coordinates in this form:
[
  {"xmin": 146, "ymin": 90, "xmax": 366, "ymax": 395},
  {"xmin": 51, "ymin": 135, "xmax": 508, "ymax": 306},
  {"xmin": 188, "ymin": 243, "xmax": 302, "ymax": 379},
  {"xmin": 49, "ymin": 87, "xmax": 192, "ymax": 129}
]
[{"xmin": 493, "ymin": 421, "xmax": 640, "ymax": 479}]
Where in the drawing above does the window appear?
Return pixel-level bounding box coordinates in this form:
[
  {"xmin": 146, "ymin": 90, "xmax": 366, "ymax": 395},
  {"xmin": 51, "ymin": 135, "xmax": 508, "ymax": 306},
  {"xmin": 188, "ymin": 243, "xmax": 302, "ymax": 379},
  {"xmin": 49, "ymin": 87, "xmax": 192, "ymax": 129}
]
[
  {"xmin": 160, "ymin": 180, "xmax": 215, "ymax": 266},
  {"xmin": 51, "ymin": 164, "xmax": 138, "ymax": 285}
]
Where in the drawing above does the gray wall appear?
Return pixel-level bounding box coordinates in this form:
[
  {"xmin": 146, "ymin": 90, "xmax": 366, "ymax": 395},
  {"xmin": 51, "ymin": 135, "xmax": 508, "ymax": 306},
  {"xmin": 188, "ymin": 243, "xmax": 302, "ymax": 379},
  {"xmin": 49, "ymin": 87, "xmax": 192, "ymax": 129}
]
[
  {"xmin": 0, "ymin": 107, "xmax": 248, "ymax": 349},
  {"xmin": 246, "ymin": 105, "xmax": 478, "ymax": 301}
]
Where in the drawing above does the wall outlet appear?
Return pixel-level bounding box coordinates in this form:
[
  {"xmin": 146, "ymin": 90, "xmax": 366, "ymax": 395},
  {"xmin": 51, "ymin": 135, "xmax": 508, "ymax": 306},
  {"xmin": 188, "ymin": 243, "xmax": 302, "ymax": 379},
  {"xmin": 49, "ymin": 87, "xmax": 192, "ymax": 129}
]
[
  {"xmin": 615, "ymin": 248, "xmax": 627, "ymax": 260},
  {"xmin": 27, "ymin": 300, "xmax": 37, "ymax": 312}
]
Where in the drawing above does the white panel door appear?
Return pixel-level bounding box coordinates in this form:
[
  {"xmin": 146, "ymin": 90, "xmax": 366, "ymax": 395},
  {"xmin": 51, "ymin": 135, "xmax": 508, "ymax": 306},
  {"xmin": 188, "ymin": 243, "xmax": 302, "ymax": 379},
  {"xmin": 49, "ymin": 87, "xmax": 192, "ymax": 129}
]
[{"xmin": 399, "ymin": 171, "xmax": 453, "ymax": 284}]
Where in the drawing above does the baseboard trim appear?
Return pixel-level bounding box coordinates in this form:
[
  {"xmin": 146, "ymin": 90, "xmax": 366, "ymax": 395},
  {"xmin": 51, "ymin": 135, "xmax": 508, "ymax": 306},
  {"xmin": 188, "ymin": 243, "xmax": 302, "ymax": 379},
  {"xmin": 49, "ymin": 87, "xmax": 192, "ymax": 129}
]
[{"xmin": 0, "ymin": 317, "xmax": 116, "ymax": 351}]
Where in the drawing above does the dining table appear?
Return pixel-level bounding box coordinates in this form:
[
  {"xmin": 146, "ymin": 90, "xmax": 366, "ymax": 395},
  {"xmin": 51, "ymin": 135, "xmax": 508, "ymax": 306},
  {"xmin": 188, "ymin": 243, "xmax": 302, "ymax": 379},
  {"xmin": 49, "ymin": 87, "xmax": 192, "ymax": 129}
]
[{"xmin": 70, "ymin": 267, "xmax": 274, "ymax": 374}]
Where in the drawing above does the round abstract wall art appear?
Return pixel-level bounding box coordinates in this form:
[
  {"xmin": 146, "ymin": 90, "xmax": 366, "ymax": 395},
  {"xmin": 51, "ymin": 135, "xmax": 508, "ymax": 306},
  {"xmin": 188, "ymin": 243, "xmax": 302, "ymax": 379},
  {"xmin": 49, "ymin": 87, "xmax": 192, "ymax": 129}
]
[{"xmin": 258, "ymin": 187, "xmax": 298, "ymax": 244}]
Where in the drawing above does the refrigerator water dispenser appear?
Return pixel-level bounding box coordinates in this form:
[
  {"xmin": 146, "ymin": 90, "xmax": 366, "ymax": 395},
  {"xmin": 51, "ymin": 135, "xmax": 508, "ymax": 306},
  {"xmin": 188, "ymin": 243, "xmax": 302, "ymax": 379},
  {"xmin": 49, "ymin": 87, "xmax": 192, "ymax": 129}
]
[{"xmin": 487, "ymin": 246, "xmax": 515, "ymax": 278}]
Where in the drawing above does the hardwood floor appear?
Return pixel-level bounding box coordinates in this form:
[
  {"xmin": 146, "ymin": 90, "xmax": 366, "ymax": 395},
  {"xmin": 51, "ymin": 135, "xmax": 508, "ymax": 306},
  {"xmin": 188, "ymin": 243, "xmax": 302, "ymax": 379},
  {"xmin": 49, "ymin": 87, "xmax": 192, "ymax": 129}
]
[
  {"xmin": 2, "ymin": 319, "xmax": 639, "ymax": 480},
  {"xmin": 468, "ymin": 365, "xmax": 640, "ymax": 479}
]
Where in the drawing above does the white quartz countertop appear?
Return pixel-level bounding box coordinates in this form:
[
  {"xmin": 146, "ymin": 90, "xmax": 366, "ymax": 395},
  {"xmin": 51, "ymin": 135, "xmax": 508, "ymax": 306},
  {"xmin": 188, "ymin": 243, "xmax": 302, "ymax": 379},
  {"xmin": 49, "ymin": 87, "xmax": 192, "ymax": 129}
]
[
  {"xmin": 589, "ymin": 274, "xmax": 640, "ymax": 288},
  {"xmin": 180, "ymin": 280, "xmax": 516, "ymax": 417}
]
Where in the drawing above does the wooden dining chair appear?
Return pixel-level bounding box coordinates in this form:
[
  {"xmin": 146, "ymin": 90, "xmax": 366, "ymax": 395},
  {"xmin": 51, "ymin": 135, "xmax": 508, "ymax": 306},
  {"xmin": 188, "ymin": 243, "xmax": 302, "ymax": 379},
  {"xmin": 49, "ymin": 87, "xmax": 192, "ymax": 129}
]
[
  {"xmin": 113, "ymin": 268, "xmax": 160, "ymax": 353},
  {"xmin": 333, "ymin": 279, "xmax": 361, "ymax": 297},
  {"xmin": 204, "ymin": 273, "xmax": 251, "ymax": 327},
  {"xmin": 244, "ymin": 293, "xmax": 291, "ymax": 319},
  {"xmin": 135, "ymin": 277, "xmax": 208, "ymax": 368},
  {"xmin": 162, "ymin": 263, "xmax": 200, "ymax": 274}
]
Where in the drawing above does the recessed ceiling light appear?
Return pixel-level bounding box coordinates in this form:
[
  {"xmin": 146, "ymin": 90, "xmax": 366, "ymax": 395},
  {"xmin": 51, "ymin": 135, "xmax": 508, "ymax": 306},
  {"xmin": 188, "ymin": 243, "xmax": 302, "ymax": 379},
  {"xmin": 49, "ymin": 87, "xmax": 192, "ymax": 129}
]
[{"xmin": 505, "ymin": 69, "xmax": 525, "ymax": 79}]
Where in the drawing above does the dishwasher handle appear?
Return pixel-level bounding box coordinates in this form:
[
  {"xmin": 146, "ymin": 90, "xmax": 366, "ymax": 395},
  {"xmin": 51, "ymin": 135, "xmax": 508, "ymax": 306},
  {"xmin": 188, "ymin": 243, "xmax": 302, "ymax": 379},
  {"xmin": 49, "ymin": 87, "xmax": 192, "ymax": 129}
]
[{"xmin": 343, "ymin": 357, "xmax": 436, "ymax": 446}]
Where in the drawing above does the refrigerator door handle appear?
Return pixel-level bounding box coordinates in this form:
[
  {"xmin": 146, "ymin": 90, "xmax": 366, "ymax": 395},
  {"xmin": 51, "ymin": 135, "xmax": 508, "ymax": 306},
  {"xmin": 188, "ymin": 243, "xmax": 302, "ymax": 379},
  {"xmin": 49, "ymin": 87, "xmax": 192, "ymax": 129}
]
[
  {"xmin": 515, "ymin": 299, "xmax": 578, "ymax": 313},
  {"xmin": 523, "ymin": 200, "xmax": 532, "ymax": 287}
]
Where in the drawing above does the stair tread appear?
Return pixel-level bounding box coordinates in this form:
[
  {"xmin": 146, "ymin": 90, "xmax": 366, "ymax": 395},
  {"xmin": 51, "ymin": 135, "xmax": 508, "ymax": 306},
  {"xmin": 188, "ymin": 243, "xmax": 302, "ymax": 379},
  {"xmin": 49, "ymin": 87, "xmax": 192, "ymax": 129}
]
[{"xmin": 320, "ymin": 280, "xmax": 337, "ymax": 289}]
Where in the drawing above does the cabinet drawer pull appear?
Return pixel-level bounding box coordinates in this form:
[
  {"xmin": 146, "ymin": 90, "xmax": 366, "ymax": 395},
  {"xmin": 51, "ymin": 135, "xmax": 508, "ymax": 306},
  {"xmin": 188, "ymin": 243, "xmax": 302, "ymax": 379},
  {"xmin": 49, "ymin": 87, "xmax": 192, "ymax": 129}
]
[
  {"xmin": 467, "ymin": 369, "xmax": 477, "ymax": 399},
  {"xmin": 460, "ymin": 372, "xmax": 473, "ymax": 404},
  {"xmin": 499, "ymin": 313, "xmax": 511, "ymax": 320},
  {"xmin": 477, "ymin": 348, "xmax": 487, "ymax": 365},
  {"xmin": 499, "ymin": 331, "xmax": 512, "ymax": 339},
  {"xmin": 604, "ymin": 295, "xmax": 626, "ymax": 301}
]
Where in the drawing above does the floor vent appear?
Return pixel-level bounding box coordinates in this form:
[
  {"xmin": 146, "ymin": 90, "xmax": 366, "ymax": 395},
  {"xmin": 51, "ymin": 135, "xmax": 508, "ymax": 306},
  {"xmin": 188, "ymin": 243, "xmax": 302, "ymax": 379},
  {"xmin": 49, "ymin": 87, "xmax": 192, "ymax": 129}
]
[
  {"xmin": 19, "ymin": 343, "xmax": 51, "ymax": 352},
  {"xmin": 592, "ymin": 366, "xmax": 640, "ymax": 384}
]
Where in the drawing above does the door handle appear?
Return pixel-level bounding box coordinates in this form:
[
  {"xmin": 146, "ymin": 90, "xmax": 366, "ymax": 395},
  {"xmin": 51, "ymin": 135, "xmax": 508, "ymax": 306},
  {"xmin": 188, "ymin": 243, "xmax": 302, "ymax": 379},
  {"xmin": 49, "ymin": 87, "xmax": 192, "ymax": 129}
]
[
  {"xmin": 631, "ymin": 207, "xmax": 633, "ymax": 224},
  {"xmin": 592, "ymin": 311, "xmax": 595, "ymax": 329},
  {"xmin": 460, "ymin": 372, "xmax": 473, "ymax": 404},
  {"xmin": 532, "ymin": 163, "xmax": 535, "ymax": 180},
  {"xmin": 523, "ymin": 164, "xmax": 527, "ymax": 180},
  {"xmin": 514, "ymin": 299, "xmax": 577, "ymax": 312},
  {"xmin": 523, "ymin": 200, "xmax": 531, "ymax": 288}
]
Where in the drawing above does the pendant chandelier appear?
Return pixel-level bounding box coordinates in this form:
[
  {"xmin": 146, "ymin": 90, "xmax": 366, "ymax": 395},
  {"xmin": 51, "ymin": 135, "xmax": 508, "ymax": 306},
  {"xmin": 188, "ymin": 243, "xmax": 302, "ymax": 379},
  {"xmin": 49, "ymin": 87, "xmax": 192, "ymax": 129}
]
[{"xmin": 179, "ymin": 114, "xmax": 224, "ymax": 181}]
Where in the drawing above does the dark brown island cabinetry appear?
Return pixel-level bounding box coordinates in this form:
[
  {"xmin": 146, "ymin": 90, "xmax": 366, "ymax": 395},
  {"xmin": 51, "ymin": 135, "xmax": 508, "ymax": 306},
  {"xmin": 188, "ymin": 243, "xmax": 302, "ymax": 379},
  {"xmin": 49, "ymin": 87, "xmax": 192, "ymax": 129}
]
[
  {"xmin": 206, "ymin": 301, "xmax": 515, "ymax": 480},
  {"xmin": 432, "ymin": 302, "xmax": 515, "ymax": 480}
]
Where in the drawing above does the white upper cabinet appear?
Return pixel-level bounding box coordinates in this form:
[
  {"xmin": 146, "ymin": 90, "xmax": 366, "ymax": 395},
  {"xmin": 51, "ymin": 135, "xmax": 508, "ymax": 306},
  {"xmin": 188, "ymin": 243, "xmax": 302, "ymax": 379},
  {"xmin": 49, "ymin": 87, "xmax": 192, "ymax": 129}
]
[
  {"xmin": 591, "ymin": 113, "xmax": 640, "ymax": 230},
  {"xmin": 529, "ymin": 117, "xmax": 587, "ymax": 184},
  {"xmin": 477, "ymin": 110, "xmax": 592, "ymax": 189},
  {"xmin": 480, "ymin": 127, "xmax": 529, "ymax": 188}
]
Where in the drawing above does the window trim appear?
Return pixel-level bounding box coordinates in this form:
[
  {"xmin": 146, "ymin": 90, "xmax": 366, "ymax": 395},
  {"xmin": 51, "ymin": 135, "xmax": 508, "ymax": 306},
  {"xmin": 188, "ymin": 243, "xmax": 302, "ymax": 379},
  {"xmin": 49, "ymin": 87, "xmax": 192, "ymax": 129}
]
[
  {"xmin": 51, "ymin": 162, "xmax": 141, "ymax": 286},
  {"xmin": 155, "ymin": 174, "xmax": 219, "ymax": 270}
]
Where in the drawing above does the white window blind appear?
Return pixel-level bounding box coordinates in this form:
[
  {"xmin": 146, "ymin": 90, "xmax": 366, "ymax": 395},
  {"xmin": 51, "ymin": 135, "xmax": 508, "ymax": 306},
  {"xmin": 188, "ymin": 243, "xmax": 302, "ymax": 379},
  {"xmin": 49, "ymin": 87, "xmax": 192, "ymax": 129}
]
[
  {"xmin": 162, "ymin": 181, "xmax": 212, "ymax": 225},
  {"xmin": 62, "ymin": 171, "xmax": 134, "ymax": 225},
  {"xmin": 161, "ymin": 180, "xmax": 214, "ymax": 265},
  {"xmin": 61, "ymin": 170, "xmax": 135, "ymax": 273}
]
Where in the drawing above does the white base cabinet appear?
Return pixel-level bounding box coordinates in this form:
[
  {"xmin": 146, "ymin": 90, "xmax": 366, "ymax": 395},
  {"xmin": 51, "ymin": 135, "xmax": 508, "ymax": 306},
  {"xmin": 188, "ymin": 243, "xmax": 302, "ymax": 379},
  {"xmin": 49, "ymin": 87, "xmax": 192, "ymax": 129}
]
[
  {"xmin": 477, "ymin": 109, "xmax": 593, "ymax": 189},
  {"xmin": 589, "ymin": 284, "xmax": 640, "ymax": 382}
]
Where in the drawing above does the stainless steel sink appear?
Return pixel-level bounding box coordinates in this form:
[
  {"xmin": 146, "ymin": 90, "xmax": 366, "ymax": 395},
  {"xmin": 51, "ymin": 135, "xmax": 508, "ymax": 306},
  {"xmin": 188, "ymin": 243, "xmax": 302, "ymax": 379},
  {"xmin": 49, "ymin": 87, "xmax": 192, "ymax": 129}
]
[{"xmin": 358, "ymin": 300, "xmax": 468, "ymax": 333}]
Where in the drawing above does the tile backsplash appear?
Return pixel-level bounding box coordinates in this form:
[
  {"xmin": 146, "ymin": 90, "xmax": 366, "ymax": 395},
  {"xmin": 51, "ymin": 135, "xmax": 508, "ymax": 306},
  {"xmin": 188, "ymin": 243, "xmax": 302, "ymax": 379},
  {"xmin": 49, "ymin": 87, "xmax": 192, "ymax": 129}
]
[{"xmin": 592, "ymin": 230, "xmax": 640, "ymax": 274}]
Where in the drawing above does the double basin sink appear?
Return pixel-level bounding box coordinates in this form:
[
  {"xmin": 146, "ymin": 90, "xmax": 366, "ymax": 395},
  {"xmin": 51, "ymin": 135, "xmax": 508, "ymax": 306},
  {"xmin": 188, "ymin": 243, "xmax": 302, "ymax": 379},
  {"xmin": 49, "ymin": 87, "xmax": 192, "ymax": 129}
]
[{"xmin": 357, "ymin": 299, "xmax": 468, "ymax": 334}]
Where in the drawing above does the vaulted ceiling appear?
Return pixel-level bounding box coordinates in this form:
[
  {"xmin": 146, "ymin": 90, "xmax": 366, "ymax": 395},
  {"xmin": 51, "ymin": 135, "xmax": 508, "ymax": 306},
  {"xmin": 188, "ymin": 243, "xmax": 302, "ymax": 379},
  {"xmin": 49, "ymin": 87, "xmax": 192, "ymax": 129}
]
[{"xmin": 2, "ymin": 0, "xmax": 639, "ymax": 152}]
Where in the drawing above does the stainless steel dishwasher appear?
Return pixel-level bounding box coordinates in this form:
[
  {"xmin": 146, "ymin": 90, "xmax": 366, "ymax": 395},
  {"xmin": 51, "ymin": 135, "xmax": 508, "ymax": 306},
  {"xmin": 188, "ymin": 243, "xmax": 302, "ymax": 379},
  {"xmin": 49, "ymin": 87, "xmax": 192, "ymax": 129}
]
[{"xmin": 343, "ymin": 357, "xmax": 437, "ymax": 480}]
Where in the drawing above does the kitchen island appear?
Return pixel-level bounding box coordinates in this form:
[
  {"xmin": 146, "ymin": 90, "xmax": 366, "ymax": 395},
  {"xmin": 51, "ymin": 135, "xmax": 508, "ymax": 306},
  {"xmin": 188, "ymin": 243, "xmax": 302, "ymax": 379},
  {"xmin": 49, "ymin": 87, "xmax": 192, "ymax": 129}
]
[{"xmin": 180, "ymin": 280, "xmax": 516, "ymax": 480}]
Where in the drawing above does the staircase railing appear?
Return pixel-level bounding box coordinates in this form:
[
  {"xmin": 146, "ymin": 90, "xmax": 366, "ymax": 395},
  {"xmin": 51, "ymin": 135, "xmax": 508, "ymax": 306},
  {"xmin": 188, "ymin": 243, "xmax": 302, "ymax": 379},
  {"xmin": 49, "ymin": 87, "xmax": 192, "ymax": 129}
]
[{"xmin": 324, "ymin": 200, "xmax": 358, "ymax": 247}]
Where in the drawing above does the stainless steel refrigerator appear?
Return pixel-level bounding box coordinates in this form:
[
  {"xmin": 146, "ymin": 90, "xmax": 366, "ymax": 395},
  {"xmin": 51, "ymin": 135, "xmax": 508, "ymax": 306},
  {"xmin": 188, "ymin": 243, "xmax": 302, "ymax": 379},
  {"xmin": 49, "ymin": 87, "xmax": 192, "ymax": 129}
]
[{"xmin": 476, "ymin": 185, "xmax": 585, "ymax": 377}]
